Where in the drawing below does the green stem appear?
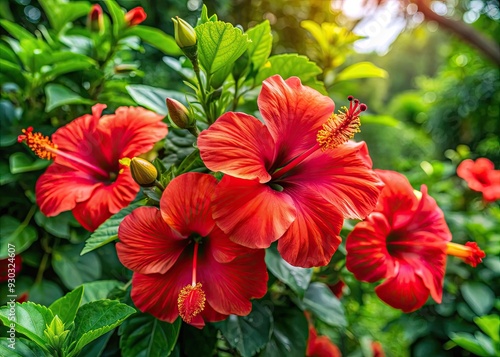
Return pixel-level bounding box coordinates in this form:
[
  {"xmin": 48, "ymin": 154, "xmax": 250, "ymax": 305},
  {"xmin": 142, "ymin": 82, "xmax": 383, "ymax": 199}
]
[
  {"xmin": 35, "ymin": 252, "xmax": 49, "ymax": 284},
  {"xmin": 154, "ymin": 180, "xmax": 165, "ymax": 191}
]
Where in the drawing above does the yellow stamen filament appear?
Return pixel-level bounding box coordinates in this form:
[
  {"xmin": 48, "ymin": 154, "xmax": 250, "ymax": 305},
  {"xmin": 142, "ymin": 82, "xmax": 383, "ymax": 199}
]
[
  {"xmin": 18, "ymin": 127, "xmax": 57, "ymax": 160},
  {"xmin": 446, "ymin": 242, "xmax": 485, "ymax": 267}
]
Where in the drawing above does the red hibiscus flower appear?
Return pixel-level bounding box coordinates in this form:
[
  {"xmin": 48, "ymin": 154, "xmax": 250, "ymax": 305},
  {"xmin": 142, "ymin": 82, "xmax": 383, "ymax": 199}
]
[
  {"xmin": 125, "ymin": 7, "xmax": 147, "ymax": 26},
  {"xmin": 346, "ymin": 170, "xmax": 485, "ymax": 312},
  {"xmin": 198, "ymin": 75, "xmax": 383, "ymax": 268},
  {"xmin": 457, "ymin": 158, "xmax": 500, "ymax": 202},
  {"xmin": 116, "ymin": 173, "xmax": 268, "ymax": 328},
  {"xmin": 18, "ymin": 104, "xmax": 167, "ymax": 231},
  {"xmin": 306, "ymin": 316, "xmax": 342, "ymax": 357}
]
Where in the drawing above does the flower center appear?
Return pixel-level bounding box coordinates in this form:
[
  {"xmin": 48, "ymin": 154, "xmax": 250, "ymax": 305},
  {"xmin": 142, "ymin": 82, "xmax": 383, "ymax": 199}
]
[
  {"xmin": 177, "ymin": 241, "xmax": 206, "ymax": 323},
  {"xmin": 18, "ymin": 127, "xmax": 111, "ymax": 179},
  {"xmin": 270, "ymin": 96, "xmax": 367, "ymax": 181}
]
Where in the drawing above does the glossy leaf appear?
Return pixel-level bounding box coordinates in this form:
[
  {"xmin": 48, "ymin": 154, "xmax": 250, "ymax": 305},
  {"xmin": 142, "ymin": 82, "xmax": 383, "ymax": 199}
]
[
  {"xmin": 0, "ymin": 215, "xmax": 37, "ymax": 259},
  {"xmin": 52, "ymin": 244, "xmax": 101, "ymax": 289},
  {"xmin": 38, "ymin": 0, "xmax": 91, "ymax": 33},
  {"xmin": 0, "ymin": 19, "xmax": 34, "ymax": 41},
  {"xmin": 34, "ymin": 211, "xmax": 73, "ymax": 240},
  {"xmin": 303, "ymin": 282, "xmax": 347, "ymax": 328},
  {"xmin": 29, "ymin": 280, "xmax": 64, "ymax": 307},
  {"xmin": 81, "ymin": 199, "xmax": 148, "ymax": 255},
  {"xmin": 9, "ymin": 152, "xmax": 50, "ymax": 174},
  {"xmin": 79, "ymin": 280, "xmax": 124, "ymax": 305},
  {"xmin": 449, "ymin": 332, "xmax": 493, "ymax": 356},
  {"xmin": 124, "ymin": 26, "xmax": 182, "ymax": 56},
  {"xmin": 0, "ymin": 337, "xmax": 49, "ymax": 356},
  {"xmin": 118, "ymin": 313, "xmax": 181, "ymax": 357},
  {"xmin": 126, "ymin": 85, "xmax": 185, "ymax": 115},
  {"xmin": 461, "ymin": 282, "xmax": 494, "ymax": 316},
  {"xmin": 196, "ymin": 21, "xmax": 250, "ymax": 74},
  {"xmin": 44, "ymin": 84, "xmax": 94, "ymax": 112},
  {"xmin": 105, "ymin": 0, "xmax": 125, "ymax": 38},
  {"xmin": 219, "ymin": 301, "xmax": 273, "ymax": 357},
  {"xmin": 49, "ymin": 286, "xmax": 84, "ymax": 326},
  {"xmin": 335, "ymin": 61, "xmax": 388, "ymax": 82},
  {"xmin": 246, "ymin": 20, "xmax": 272, "ymax": 70},
  {"xmin": 475, "ymin": 315, "xmax": 500, "ymax": 342}
]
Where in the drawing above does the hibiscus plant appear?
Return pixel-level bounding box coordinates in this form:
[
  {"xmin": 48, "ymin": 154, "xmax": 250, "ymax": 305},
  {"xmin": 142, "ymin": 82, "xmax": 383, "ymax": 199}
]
[{"xmin": 1, "ymin": 1, "xmax": 498, "ymax": 357}]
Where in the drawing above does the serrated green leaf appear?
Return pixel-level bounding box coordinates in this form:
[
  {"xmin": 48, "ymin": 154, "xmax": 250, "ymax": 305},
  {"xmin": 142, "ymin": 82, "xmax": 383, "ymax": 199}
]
[
  {"xmin": 0, "ymin": 19, "xmax": 35, "ymax": 41},
  {"xmin": 0, "ymin": 337, "xmax": 49, "ymax": 356},
  {"xmin": 0, "ymin": 302, "xmax": 53, "ymax": 352},
  {"xmin": 475, "ymin": 315, "xmax": 500, "ymax": 342},
  {"xmin": 196, "ymin": 21, "xmax": 250, "ymax": 74},
  {"xmin": 335, "ymin": 61, "xmax": 388, "ymax": 82},
  {"xmin": 303, "ymin": 282, "xmax": 346, "ymax": 328},
  {"xmin": 81, "ymin": 199, "xmax": 147, "ymax": 255},
  {"xmin": 126, "ymin": 85, "xmax": 185, "ymax": 115},
  {"xmin": 123, "ymin": 26, "xmax": 182, "ymax": 56},
  {"xmin": 44, "ymin": 84, "xmax": 94, "ymax": 112},
  {"xmin": 265, "ymin": 245, "xmax": 312, "ymax": 297},
  {"xmin": 52, "ymin": 244, "xmax": 101, "ymax": 289},
  {"xmin": 461, "ymin": 282, "xmax": 494, "ymax": 316},
  {"xmin": 79, "ymin": 280, "xmax": 124, "ymax": 305},
  {"xmin": 246, "ymin": 20, "xmax": 272, "ymax": 70},
  {"xmin": 0, "ymin": 215, "xmax": 38, "ymax": 259},
  {"xmin": 9, "ymin": 152, "xmax": 50, "ymax": 174},
  {"xmin": 259, "ymin": 307, "xmax": 308, "ymax": 357},
  {"xmin": 67, "ymin": 300, "xmax": 136, "ymax": 356},
  {"xmin": 219, "ymin": 301, "xmax": 273, "ymax": 357},
  {"xmin": 256, "ymin": 54, "xmax": 323, "ymax": 88},
  {"xmin": 118, "ymin": 313, "xmax": 181, "ymax": 357},
  {"xmin": 49, "ymin": 286, "xmax": 84, "ymax": 326}
]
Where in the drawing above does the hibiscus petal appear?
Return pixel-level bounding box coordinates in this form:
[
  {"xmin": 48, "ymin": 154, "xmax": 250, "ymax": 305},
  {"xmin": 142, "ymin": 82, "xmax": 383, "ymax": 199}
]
[
  {"xmin": 208, "ymin": 226, "xmax": 259, "ymax": 263},
  {"xmin": 258, "ymin": 75, "xmax": 334, "ymax": 165},
  {"xmin": 198, "ymin": 112, "xmax": 276, "ymax": 183},
  {"xmin": 199, "ymin": 248, "xmax": 268, "ymax": 316},
  {"xmin": 160, "ymin": 173, "xmax": 217, "ymax": 237},
  {"xmin": 212, "ymin": 176, "xmax": 297, "ymax": 249},
  {"xmin": 277, "ymin": 187, "xmax": 343, "ymax": 267},
  {"xmin": 116, "ymin": 206, "xmax": 188, "ymax": 275},
  {"xmin": 285, "ymin": 141, "xmax": 383, "ymax": 220},
  {"xmin": 71, "ymin": 170, "xmax": 139, "ymax": 231},
  {"xmin": 346, "ymin": 212, "xmax": 394, "ymax": 282},
  {"xmin": 375, "ymin": 260, "xmax": 432, "ymax": 313},
  {"xmin": 36, "ymin": 164, "xmax": 101, "ymax": 217}
]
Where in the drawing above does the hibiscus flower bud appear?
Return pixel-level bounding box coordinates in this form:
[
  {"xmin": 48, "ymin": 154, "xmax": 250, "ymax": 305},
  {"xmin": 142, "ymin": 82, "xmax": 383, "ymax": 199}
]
[
  {"xmin": 121, "ymin": 157, "xmax": 158, "ymax": 187},
  {"xmin": 43, "ymin": 315, "xmax": 70, "ymax": 350},
  {"xmin": 172, "ymin": 16, "xmax": 197, "ymax": 49},
  {"xmin": 125, "ymin": 7, "xmax": 147, "ymax": 27},
  {"xmin": 87, "ymin": 4, "xmax": 104, "ymax": 33},
  {"xmin": 166, "ymin": 98, "xmax": 191, "ymax": 129}
]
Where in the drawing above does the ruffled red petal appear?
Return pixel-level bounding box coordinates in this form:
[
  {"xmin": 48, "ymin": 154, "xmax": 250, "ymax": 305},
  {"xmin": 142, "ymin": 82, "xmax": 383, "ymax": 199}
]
[
  {"xmin": 258, "ymin": 75, "xmax": 334, "ymax": 166},
  {"xmin": 198, "ymin": 112, "xmax": 276, "ymax": 183},
  {"xmin": 212, "ymin": 175, "xmax": 297, "ymax": 248},
  {"xmin": 208, "ymin": 225, "xmax": 258, "ymax": 263},
  {"xmin": 277, "ymin": 187, "xmax": 343, "ymax": 267},
  {"xmin": 346, "ymin": 212, "xmax": 393, "ymax": 283},
  {"xmin": 116, "ymin": 206, "xmax": 188, "ymax": 274},
  {"xmin": 160, "ymin": 173, "xmax": 217, "ymax": 237}
]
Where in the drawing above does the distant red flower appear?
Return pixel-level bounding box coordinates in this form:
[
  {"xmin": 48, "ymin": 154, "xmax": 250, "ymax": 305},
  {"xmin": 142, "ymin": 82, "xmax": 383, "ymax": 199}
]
[
  {"xmin": 0, "ymin": 256, "xmax": 22, "ymax": 283},
  {"xmin": 328, "ymin": 280, "xmax": 346, "ymax": 299},
  {"xmin": 19, "ymin": 105, "xmax": 167, "ymax": 231},
  {"xmin": 372, "ymin": 341, "xmax": 385, "ymax": 357},
  {"xmin": 87, "ymin": 4, "xmax": 103, "ymax": 32},
  {"xmin": 116, "ymin": 173, "xmax": 268, "ymax": 328},
  {"xmin": 125, "ymin": 7, "xmax": 147, "ymax": 26},
  {"xmin": 306, "ymin": 318, "xmax": 342, "ymax": 357},
  {"xmin": 198, "ymin": 75, "xmax": 383, "ymax": 267},
  {"xmin": 457, "ymin": 158, "xmax": 500, "ymax": 202},
  {"xmin": 346, "ymin": 170, "xmax": 485, "ymax": 312}
]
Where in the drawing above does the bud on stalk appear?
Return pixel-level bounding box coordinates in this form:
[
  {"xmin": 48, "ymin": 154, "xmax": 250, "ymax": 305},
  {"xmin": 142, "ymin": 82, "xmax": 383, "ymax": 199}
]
[{"xmin": 125, "ymin": 7, "xmax": 147, "ymax": 27}]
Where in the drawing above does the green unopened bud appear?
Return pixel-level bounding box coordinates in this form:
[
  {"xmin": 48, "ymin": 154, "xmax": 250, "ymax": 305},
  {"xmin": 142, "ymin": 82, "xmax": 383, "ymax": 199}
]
[
  {"xmin": 122, "ymin": 157, "xmax": 158, "ymax": 187},
  {"xmin": 172, "ymin": 16, "xmax": 197, "ymax": 48},
  {"xmin": 44, "ymin": 316, "xmax": 70, "ymax": 350},
  {"xmin": 166, "ymin": 98, "xmax": 191, "ymax": 129}
]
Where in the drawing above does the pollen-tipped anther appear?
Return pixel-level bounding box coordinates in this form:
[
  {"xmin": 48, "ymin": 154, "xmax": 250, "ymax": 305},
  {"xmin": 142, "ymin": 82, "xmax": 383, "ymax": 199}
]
[
  {"xmin": 177, "ymin": 282, "xmax": 206, "ymax": 323},
  {"xmin": 18, "ymin": 127, "xmax": 57, "ymax": 160},
  {"xmin": 317, "ymin": 96, "xmax": 367, "ymax": 151},
  {"xmin": 446, "ymin": 241, "xmax": 485, "ymax": 267}
]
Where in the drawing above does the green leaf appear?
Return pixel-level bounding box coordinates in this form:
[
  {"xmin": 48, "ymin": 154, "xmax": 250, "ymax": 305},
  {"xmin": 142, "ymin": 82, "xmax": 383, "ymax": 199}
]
[
  {"xmin": 9, "ymin": 152, "xmax": 50, "ymax": 174},
  {"xmin": 449, "ymin": 332, "xmax": 491, "ymax": 356},
  {"xmin": 256, "ymin": 54, "xmax": 324, "ymax": 91},
  {"xmin": 81, "ymin": 199, "xmax": 147, "ymax": 255},
  {"xmin": 461, "ymin": 282, "xmax": 494, "ymax": 315},
  {"xmin": 126, "ymin": 85, "xmax": 185, "ymax": 115},
  {"xmin": 34, "ymin": 211, "xmax": 73, "ymax": 239},
  {"xmin": 0, "ymin": 337, "xmax": 49, "ymax": 356},
  {"xmin": 0, "ymin": 42, "xmax": 19, "ymax": 64},
  {"xmin": 52, "ymin": 244, "xmax": 101, "ymax": 289},
  {"xmin": 106, "ymin": 0, "xmax": 125, "ymax": 38},
  {"xmin": 29, "ymin": 280, "xmax": 64, "ymax": 307},
  {"xmin": 219, "ymin": 301, "xmax": 273, "ymax": 357},
  {"xmin": 0, "ymin": 302, "xmax": 54, "ymax": 351},
  {"xmin": 68, "ymin": 300, "xmax": 136, "ymax": 356},
  {"xmin": 49, "ymin": 286, "xmax": 84, "ymax": 326},
  {"xmin": 0, "ymin": 19, "xmax": 35, "ymax": 41},
  {"xmin": 246, "ymin": 20, "xmax": 272, "ymax": 70},
  {"xmin": 0, "ymin": 59, "xmax": 25, "ymax": 87},
  {"xmin": 123, "ymin": 26, "xmax": 182, "ymax": 56},
  {"xmin": 0, "ymin": 100, "xmax": 20, "ymax": 147},
  {"xmin": 38, "ymin": 0, "xmax": 91, "ymax": 33},
  {"xmin": 259, "ymin": 307, "xmax": 308, "ymax": 357},
  {"xmin": 303, "ymin": 282, "xmax": 346, "ymax": 328},
  {"xmin": 361, "ymin": 114, "xmax": 400, "ymax": 127},
  {"xmin": 198, "ymin": 4, "xmax": 218, "ymax": 25},
  {"xmin": 265, "ymin": 245, "xmax": 312, "ymax": 297},
  {"xmin": 475, "ymin": 315, "xmax": 500, "ymax": 342},
  {"xmin": 79, "ymin": 280, "xmax": 124, "ymax": 305},
  {"xmin": 335, "ymin": 62, "xmax": 388, "ymax": 82},
  {"xmin": 118, "ymin": 313, "xmax": 181, "ymax": 357},
  {"xmin": 43, "ymin": 59, "xmax": 96, "ymax": 81},
  {"xmin": 196, "ymin": 21, "xmax": 250, "ymax": 74},
  {"xmin": 44, "ymin": 84, "xmax": 94, "ymax": 112},
  {"xmin": 0, "ymin": 215, "xmax": 37, "ymax": 259}
]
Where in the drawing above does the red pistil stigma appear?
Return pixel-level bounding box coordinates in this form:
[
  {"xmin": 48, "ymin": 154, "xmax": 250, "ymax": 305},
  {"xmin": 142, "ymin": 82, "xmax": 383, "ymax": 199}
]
[
  {"xmin": 446, "ymin": 241, "xmax": 486, "ymax": 267},
  {"xmin": 18, "ymin": 127, "xmax": 57, "ymax": 160},
  {"xmin": 177, "ymin": 282, "xmax": 206, "ymax": 323},
  {"xmin": 317, "ymin": 96, "xmax": 367, "ymax": 150}
]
